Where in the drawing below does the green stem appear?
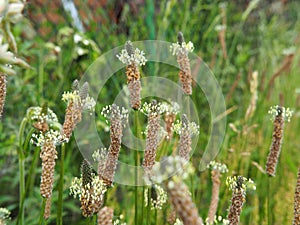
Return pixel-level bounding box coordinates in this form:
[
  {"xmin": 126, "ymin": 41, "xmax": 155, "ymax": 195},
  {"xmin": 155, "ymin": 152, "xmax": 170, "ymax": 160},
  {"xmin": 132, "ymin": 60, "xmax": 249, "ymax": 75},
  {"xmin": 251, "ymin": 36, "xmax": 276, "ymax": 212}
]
[
  {"xmin": 147, "ymin": 187, "xmax": 151, "ymax": 225},
  {"xmin": 38, "ymin": 52, "xmax": 44, "ymax": 104},
  {"xmin": 38, "ymin": 198, "xmax": 47, "ymax": 225},
  {"xmin": 134, "ymin": 110, "xmax": 139, "ymax": 225},
  {"xmin": 17, "ymin": 118, "xmax": 28, "ymax": 225},
  {"xmin": 57, "ymin": 143, "xmax": 66, "ymax": 225}
]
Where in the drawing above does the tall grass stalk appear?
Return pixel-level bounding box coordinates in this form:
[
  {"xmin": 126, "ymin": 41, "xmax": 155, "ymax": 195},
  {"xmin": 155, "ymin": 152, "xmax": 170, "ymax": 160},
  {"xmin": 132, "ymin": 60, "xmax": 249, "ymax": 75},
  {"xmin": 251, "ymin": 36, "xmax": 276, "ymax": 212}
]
[
  {"xmin": 57, "ymin": 143, "xmax": 66, "ymax": 225},
  {"xmin": 17, "ymin": 117, "xmax": 28, "ymax": 225}
]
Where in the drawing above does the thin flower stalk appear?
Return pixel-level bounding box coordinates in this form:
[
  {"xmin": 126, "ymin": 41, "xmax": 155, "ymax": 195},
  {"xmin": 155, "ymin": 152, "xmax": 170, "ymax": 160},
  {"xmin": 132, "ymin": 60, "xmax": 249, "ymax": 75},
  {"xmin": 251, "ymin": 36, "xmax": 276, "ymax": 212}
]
[
  {"xmin": 97, "ymin": 206, "xmax": 114, "ymax": 225},
  {"xmin": 116, "ymin": 41, "xmax": 147, "ymax": 109},
  {"xmin": 170, "ymin": 32, "xmax": 194, "ymax": 95},
  {"xmin": 266, "ymin": 106, "xmax": 293, "ymax": 176},
  {"xmin": 293, "ymin": 167, "xmax": 300, "ymax": 225},
  {"xmin": 207, "ymin": 161, "xmax": 228, "ymax": 224}
]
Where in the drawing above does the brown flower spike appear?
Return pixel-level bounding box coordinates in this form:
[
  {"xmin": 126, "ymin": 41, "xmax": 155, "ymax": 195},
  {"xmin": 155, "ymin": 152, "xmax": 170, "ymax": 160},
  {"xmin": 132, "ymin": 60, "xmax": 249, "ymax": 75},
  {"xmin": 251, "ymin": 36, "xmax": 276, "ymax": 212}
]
[
  {"xmin": 142, "ymin": 101, "xmax": 161, "ymax": 174},
  {"xmin": 207, "ymin": 162, "xmax": 228, "ymax": 224},
  {"xmin": 40, "ymin": 137, "xmax": 58, "ymax": 198},
  {"xmin": 0, "ymin": 72, "xmax": 6, "ymax": 117},
  {"xmin": 117, "ymin": 41, "xmax": 147, "ymax": 110},
  {"xmin": 294, "ymin": 167, "xmax": 300, "ymax": 225},
  {"xmin": 266, "ymin": 106, "xmax": 292, "ymax": 176},
  {"xmin": 97, "ymin": 206, "xmax": 114, "ymax": 225},
  {"xmin": 100, "ymin": 104, "xmax": 123, "ymax": 186}
]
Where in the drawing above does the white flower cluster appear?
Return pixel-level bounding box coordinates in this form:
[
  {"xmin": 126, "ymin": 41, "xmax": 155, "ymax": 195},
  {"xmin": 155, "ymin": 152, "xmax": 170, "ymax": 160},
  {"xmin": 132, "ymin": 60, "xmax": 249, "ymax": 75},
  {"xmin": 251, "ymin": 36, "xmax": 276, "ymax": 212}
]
[
  {"xmin": 150, "ymin": 156, "xmax": 195, "ymax": 184},
  {"xmin": 0, "ymin": 207, "xmax": 10, "ymax": 223},
  {"xmin": 207, "ymin": 161, "xmax": 228, "ymax": 174},
  {"xmin": 170, "ymin": 41, "xmax": 194, "ymax": 56},
  {"xmin": 205, "ymin": 215, "xmax": 229, "ymax": 225},
  {"xmin": 100, "ymin": 104, "xmax": 128, "ymax": 126},
  {"xmin": 82, "ymin": 96, "xmax": 96, "ymax": 113},
  {"xmin": 142, "ymin": 125, "xmax": 167, "ymax": 139},
  {"xmin": 172, "ymin": 119, "xmax": 199, "ymax": 136},
  {"xmin": 74, "ymin": 33, "xmax": 90, "ymax": 46},
  {"xmin": 226, "ymin": 176, "xmax": 256, "ymax": 194},
  {"xmin": 62, "ymin": 90, "xmax": 81, "ymax": 103},
  {"xmin": 31, "ymin": 130, "xmax": 61, "ymax": 147},
  {"xmin": 268, "ymin": 105, "xmax": 293, "ymax": 122},
  {"xmin": 174, "ymin": 218, "xmax": 184, "ymax": 225},
  {"xmin": 161, "ymin": 101, "xmax": 180, "ymax": 116},
  {"xmin": 113, "ymin": 217, "xmax": 127, "ymax": 225},
  {"xmin": 69, "ymin": 173, "xmax": 107, "ymax": 200},
  {"xmin": 27, "ymin": 106, "xmax": 58, "ymax": 124},
  {"xmin": 116, "ymin": 48, "xmax": 147, "ymax": 66},
  {"xmin": 144, "ymin": 184, "xmax": 168, "ymax": 210},
  {"xmin": 140, "ymin": 101, "xmax": 166, "ymax": 116},
  {"xmin": 92, "ymin": 148, "xmax": 108, "ymax": 162}
]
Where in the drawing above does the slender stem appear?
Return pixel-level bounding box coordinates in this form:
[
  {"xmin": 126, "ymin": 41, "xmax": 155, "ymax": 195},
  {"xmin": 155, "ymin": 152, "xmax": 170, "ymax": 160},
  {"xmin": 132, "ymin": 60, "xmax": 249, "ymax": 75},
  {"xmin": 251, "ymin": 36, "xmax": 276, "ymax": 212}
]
[
  {"xmin": 57, "ymin": 143, "xmax": 66, "ymax": 225},
  {"xmin": 134, "ymin": 110, "xmax": 140, "ymax": 225},
  {"xmin": 38, "ymin": 198, "xmax": 46, "ymax": 225},
  {"xmin": 17, "ymin": 118, "xmax": 28, "ymax": 225},
  {"xmin": 147, "ymin": 187, "xmax": 151, "ymax": 225}
]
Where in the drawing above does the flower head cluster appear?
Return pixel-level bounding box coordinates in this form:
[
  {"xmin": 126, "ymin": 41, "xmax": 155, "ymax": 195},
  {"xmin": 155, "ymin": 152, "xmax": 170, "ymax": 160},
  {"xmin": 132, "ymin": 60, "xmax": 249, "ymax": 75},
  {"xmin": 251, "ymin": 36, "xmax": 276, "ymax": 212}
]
[
  {"xmin": 161, "ymin": 101, "xmax": 180, "ymax": 116},
  {"xmin": 173, "ymin": 218, "xmax": 184, "ymax": 225},
  {"xmin": 69, "ymin": 173, "xmax": 107, "ymax": 201},
  {"xmin": 140, "ymin": 101, "xmax": 166, "ymax": 116},
  {"xmin": 144, "ymin": 184, "xmax": 168, "ymax": 210},
  {"xmin": 27, "ymin": 106, "xmax": 59, "ymax": 125},
  {"xmin": 62, "ymin": 91, "xmax": 96, "ymax": 113},
  {"xmin": 116, "ymin": 43, "xmax": 147, "ymax": 66},
  {"xmin": 170, "ymin": 41, "xmax": 194, "ymax": 56},
  {"xmin": 101, "ymin": 104, "xmax": 128, "ymax": 127},
  {"xmin": 0, "ymin": 207, "xmax": 10, "ymax": 225},
  {"xmin": 208, "ymin": 161, "xmax": 228, "ymax": 174},
  {"xmin": 226, "ymin": 176, "xmax": 256, "ymax": 194},
  {"xmin": 205, "ymin": 215, "xmax": 229, "ymax": 225},
  {"xmin": 31, "ymin": 130, "xmax": 61, "ymax": 147},
  {"xmin": 268, "ymin": 105, "xmax": 293, "ymax": 122},
  {"xmin": 172, "ymin": 119, "xmax": 199, "ymax": 136},
  {"xmin": 92, "ymin": 148, "xmax": 108, "ymax": 162},
  {"xmin": 150, "ymin": 156, "xmax": 195, "ymax": 184}
]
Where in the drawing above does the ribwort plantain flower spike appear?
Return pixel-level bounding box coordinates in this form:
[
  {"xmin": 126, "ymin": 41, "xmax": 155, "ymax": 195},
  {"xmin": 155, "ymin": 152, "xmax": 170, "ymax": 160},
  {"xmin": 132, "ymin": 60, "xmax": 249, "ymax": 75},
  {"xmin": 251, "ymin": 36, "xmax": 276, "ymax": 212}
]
[
  {"xmin": 144, "ymin": 184, "xmax": 167, "ymax": 210},
  {"xmin": 226, "ymin": 176, "xmax": 256, "ymax": 225},
  {"xmin": 61, "ymin": 80, "xmax": 96, "ymax": 142},
  {"xmin": 150, "ymin": 156, "xmax": 203, "ymax": 225},
  {"xmin": 70, "ymin": 160, "xmax": 107, "ymax": 217},
  {"xmin": 162, "ymin": 101, "xmax": 180, "ymax": 140},
  {"xmin": 266, "ymin": 105, "xmax": 293, "ymax": 176},
  {"xmin": 97, "ymin": 206, "xmax": 114, "ymax": 225},
  {"xmin": 116, "ymin": 41, "xmax": 147, "ymax": 109},
  {"xmin": 207, "ymin": 161, "xmax": 228, "ymax": 224},
  {"xmin": 170, "ymin": 32, "xmax": 194, "ymax": 95},
  {"xmin": 173, "ymin": 114, "xmax": 199, "ymax": 161},
  {"xmin": 0, "ymin": 207, "xmax": 10, "ymax": 225},
  {"xmin": 100, "ymin": 104, "xmax": 126, "ymax": 186},
  {"xmin": 0, "ymin": 72, "xmax": 6, "ymax": 117}
]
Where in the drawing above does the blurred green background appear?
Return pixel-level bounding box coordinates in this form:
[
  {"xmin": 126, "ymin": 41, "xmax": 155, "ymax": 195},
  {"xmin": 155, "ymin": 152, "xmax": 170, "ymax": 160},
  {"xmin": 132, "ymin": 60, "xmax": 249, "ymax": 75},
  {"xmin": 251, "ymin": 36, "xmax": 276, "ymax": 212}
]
[{"xmin": 0, "ymin": 0, "xmax": 299, "ymax": 224}]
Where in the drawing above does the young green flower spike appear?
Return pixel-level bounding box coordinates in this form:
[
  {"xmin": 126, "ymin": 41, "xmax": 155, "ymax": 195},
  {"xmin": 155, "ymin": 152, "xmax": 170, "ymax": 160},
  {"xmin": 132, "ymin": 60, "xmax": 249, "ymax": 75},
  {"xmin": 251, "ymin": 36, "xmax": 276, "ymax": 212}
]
[
  {"xmin": 116, "ymin": 41, "xmax": 147, "ymax": 109},
  {"xmin": 170, "ymin": 32, "xmax": 194, "ymax": 95},
  {"xmin": 266, "ymin": 105, "xmax": 293, "ymax": 176}
]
